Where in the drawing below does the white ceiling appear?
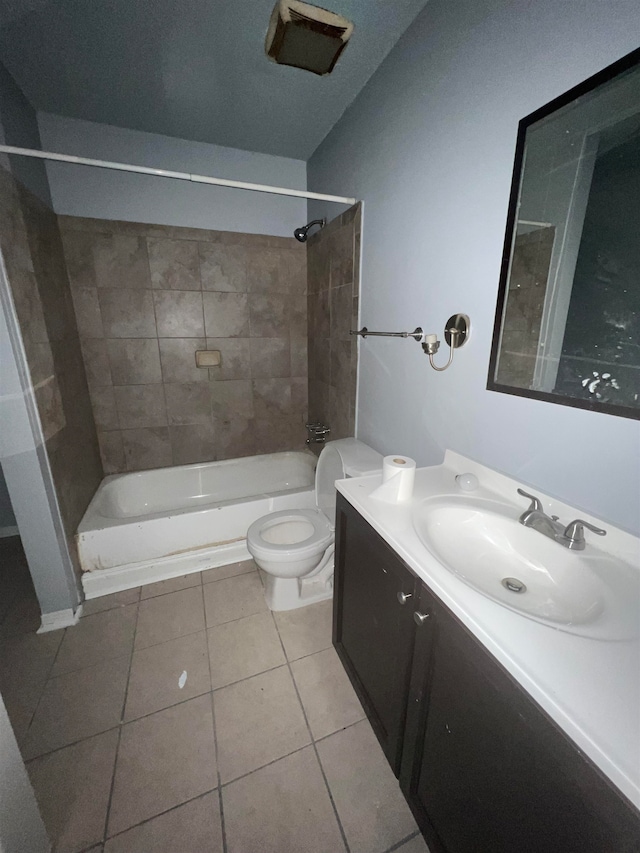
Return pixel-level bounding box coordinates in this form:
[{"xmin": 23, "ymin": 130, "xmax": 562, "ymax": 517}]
[{"xmin": 0, "ymin": 0, "xmax": 428, "ymax": 159}]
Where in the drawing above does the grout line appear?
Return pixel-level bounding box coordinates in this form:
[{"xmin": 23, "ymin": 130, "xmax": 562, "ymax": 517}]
[
  {"xmin": 269, "ymin": 608, "xmax": 352, "ymax": 853},
  {"xmin": 382, "ymin": 830, "xmax": 425, "ymax": 852},
  {"xmin": 201, "ymin": 581, "xmax": 228, "ymax": 853},
  {"xmin": 100, "ymin": 593, "xmax": 142, "ymax": 845},
  {"xmin": 19, "ymin": 621, "xmax": 68, "ymax": 742},
  {"xmin": 103, "ymin": 785, "xmax": 220, "ymax": 845}
]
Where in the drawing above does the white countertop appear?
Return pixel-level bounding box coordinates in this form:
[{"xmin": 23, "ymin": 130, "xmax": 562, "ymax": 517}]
[{"xmin": 335, "ymin": 451, "xmax": 640, "ymax": 809}]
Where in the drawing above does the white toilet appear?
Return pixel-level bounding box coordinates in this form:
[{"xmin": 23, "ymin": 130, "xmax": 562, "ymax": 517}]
[{"xmin": 247, "ymin": 438, "xmax": 383, "ymax": 611}]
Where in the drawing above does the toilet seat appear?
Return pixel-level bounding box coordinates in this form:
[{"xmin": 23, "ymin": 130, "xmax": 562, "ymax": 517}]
[{"xmin": 247, "ymin": 509, "xmax": 333, "ymax": 564}]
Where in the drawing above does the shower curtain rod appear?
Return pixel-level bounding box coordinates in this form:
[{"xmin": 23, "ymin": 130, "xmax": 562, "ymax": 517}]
[{"xmin": 0, "ymin": 145, "xmax": 357, "ymax": 205}]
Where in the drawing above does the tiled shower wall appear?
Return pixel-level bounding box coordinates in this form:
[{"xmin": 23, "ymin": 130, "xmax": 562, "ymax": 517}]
[
  {"xmin": 58, "ymin": 216, "xmax": 308, "ymax": 473},
  {"xmin": 0, "ymin": 166, "xmax": 102, "ymax": 568},
  {"xmin": 307, "ymin": 203, "xmax": 360, "ymax": 442}
]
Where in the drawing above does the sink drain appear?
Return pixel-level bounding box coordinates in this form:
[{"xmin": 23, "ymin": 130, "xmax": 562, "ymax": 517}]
[{"xmin": 502, "ymin": 577, "xmax": 527, "ymax": 594}]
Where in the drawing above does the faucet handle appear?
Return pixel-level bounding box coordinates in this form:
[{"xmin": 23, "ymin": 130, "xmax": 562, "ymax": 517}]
[
  {"xmin": 563, "ymin": 519, "xmax": 607, "ymax": 545},
  {"xmin": 516, "ymin": 488, "xmax": 544, "ymax": 512}
]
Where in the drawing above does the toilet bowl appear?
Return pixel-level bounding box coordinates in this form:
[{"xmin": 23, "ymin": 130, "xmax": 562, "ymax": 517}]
[{"xmin": 247, "ymin": 438, "xmax": 383, "ymax": 611}]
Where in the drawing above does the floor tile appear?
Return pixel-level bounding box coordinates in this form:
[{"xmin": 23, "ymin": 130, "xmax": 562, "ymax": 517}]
[
  {"xmin": 395, "ymin": 833, "xmax": 431, "ymax": 852},
  {"xmin": 214, "ymin": 665, "xmax": 309, "ymax": 783},
  {"xmin": 317, "ymin": 719, "xmax": 419, "ymax": 853},
  {"xmin": 108, "ymin": 695, "xmax": 217, "ymax": 836},
  {"xmin": 201, "ymin": 559, "xmax": 256, "ymax": 584},
  {"xmin": 291, "ymin": 647, "xmax": 365, "ymax": 739},
  {"xmin": 140, "ymin": 572, "xmax": 201, "ymax": 600},
  {"xmin": 274, "ymin": 599, "xmax": 333, "ymax": 661},
  {"xmin": 125, "ymin": 631, "xmax": 211, "ymax": 721},
  {"xmin": 203, "ymin": 572, "xmax": 267, "ymax": 627},
  {"xmin": 52, "ymin": 605, "xmax": 137, "ymax": 676},
  {"xmin": 22, "ymin": 655, "xmax": 129, "ymax": 759},
  {"xmin": 135, "ymin": 586, "xmax": 204, "ymax": 649},
  {"xmin": 223, "ymin": 746, "xmax": 346, "ymax": 853},
  {"xmin": 28, "ymin": 728, "xmax": 118, "ymax": 853},
  {"xmin": 207, "ymin": 611, "xmax": 285, "ymax": 689},
  {"xmin": 0, "ymin": 588, "xmax": 41, "ymax": 636},
  {"xmin": 82, "ymin": 587, "xmax": 140, "ymax": 616},
  {"xmin": 105, "ymin": 792, "xmax": 223, "ymax": 853}
]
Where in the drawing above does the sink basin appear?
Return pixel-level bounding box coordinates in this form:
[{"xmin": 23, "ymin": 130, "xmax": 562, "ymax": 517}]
[{"xmin": 412, "ymin": 496, "xmax": 639, "ymax": 640}]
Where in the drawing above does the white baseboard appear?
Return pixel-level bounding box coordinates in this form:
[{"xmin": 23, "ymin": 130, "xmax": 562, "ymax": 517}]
[
  {"xmin": 0, "ymin": 525, "xmax": 19, "ymax": 539},
  {"xmin": 82, "ymin": 539, "xmax": 251, "ymax": 599},
  {"xmin": 37, "ymin": 605, "xmax": 83, "ymax": 633}
]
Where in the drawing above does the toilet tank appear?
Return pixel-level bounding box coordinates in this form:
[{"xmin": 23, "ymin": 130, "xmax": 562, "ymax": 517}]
[{"xmin": 315, "ymin": 438, "xmax": 383, "ymax": 522}]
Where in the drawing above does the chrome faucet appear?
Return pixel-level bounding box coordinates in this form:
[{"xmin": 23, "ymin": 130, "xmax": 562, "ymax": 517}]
[
  {"xmin": 305, "ymin": 422, "xmax": 331, "ymax": 445},
  {"xmin": 516, "ymin": 489, "xmax": 607, "ymax": 551}
]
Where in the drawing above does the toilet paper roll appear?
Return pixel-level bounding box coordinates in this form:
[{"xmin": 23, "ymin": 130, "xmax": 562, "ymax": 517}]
[{"xmin": 370, "ymin": 455, "xmax": 416, "ymax": 504}]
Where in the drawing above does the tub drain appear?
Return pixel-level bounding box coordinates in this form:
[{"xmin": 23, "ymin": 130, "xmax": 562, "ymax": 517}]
[{"xmin": 502, "ymin": 577, "xmax": 526, "ymax": 594}]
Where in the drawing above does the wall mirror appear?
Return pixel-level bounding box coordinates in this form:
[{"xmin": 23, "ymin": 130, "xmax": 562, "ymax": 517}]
[{"xmin": 488, "ymin": 48, "xmax": 640, "ymax": 420}]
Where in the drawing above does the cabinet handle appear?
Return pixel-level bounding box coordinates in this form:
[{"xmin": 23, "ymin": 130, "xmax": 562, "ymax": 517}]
[
  {"xmin": 413, "ymin": 611, "xmax": 430, "ymax": 626},
  {"xmin": 397, "ymin": 591, "xmax": 413, "ymax": 605}
]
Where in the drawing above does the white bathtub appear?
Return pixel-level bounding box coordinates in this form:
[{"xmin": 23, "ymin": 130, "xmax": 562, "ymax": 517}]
[{"xmin": 78, "ymin": 451, "xmax": 317, "ymax": 598}]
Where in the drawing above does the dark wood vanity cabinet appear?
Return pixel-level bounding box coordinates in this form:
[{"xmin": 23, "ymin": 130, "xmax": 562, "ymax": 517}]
[
  {"xmin": 333, "ymin": 494, "xmax": 640, "ymax": 853},
  {"xmin": 333, "ymin": 494, "xmax": 418, "ymax": 774}
]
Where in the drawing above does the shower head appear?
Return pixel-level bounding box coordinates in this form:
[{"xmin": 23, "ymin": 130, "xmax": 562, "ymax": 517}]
[{"xmin": 294, "ymin": 218, "xmax": 326, "ymax": 242}]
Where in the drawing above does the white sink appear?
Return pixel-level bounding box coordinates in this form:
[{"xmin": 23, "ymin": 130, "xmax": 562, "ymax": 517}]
[{"xmin": 412, "ymin": 496, "xmax": 639, "ymax": 640}]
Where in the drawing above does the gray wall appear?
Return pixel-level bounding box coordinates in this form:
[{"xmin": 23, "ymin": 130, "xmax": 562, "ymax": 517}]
[
  {"xmin": 308, "ymin": 0, "xmax": 640, "ymax": 534},
  {"xmin": 0, "ymin": 63, "xmax": 50, "ymax": 206},
  {"xmin": 38, "ymin": 112, "xmax": 307, "ymax": 238}
]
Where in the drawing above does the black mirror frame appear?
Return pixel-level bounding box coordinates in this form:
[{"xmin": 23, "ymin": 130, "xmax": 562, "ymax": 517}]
[{"xmin": 487, "ymin": 46, "xmax": 640, "ymax": 421}]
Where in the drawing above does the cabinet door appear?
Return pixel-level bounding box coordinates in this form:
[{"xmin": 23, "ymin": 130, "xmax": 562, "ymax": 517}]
[
  {"xmin": 333, "ymin": 494, "xmax": 417, "ymax": 775},
  {"xmin": 402, "ymin": 590, "xmax": 640, "ymax": 853}
]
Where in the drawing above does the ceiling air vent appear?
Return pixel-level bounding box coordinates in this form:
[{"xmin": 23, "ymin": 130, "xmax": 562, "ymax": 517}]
[{"xmin": 265, "ymin": 1, "xmax": 354, "ymax": 76}]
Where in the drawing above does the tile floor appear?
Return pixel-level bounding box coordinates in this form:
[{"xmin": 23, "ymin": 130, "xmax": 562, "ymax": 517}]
[{"xmin": 0, "ymin": 536, "xmax": 429, "ymax": 853}]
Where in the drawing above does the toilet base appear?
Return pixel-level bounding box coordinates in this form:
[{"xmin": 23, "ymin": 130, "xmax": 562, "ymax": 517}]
[{"xmin": 263, "ymin": 573, "xmax": 333, "ymax": 611}]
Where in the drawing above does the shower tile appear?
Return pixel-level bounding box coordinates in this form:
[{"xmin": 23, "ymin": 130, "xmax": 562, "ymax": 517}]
[
  {"xmin": 203, "ymin": 572, "xmax": 267, "ymax": 628},
  {"xmin": 108, "ymin": 696, "xmax": 217, "ymax": 836},
  {"xmin": 214, "ymin": 666, "xmax": 309, "ymax": 783},
  {"xmin": 330, "ymin": 283, "xmax": 353, "ymax": 342},
  {"xmin": 249, "ymin": 293, "xmax": 288, "ymax": 337},
  {"xmin": 81, "ymin": 339, "xmax": 113, "ymax": 387},
  {"xmin": 199, "ymin": 242, "xmax": 249, "ymax": 292},
  {"xmin": 203, "ymin": 291, "xmax": 250, "ymax": 338},
  {"xmin": 290, "ymin": 337, "xmax": 308, "ymax": 376},
  {"xmin": 252, "ymin": 378, "xmax": 292, "ymax": 420},
  {"xmin": 122, "ymin": 427, "xmax": 172, "ymax": 471},
  {"xmin": 164, "ymin": 382, "xmax": 211, "ymax": 425},
  {"xmin": 22, "ymin": 655, "xmax": 130, "ymax": 759},
  {"xmin": 71, "ymin": 287, "xmax": 104, "ymax": 339},
  {"xmin": 159, "ymin": 337, "xmax": 208, "ymax": 383},
  {"xmin": 309, "ymin": 289, "xmax": 330, "ymax": 339},
  {"xmin": 246, "ymin": 246, "xmax": 282, "ymax": 293},
  {"xmin": 252, "ymin": 416, "xmax": 300, "ymax": 455},
  {"xmin": 124, "ymin": 631, "xmax": 211, "ymax": 720},
  {"xmin": 98, "ymin": 430, "xmax": 126, "ymax": 473},
  {"xmin": 89, "ymin": 386, "xmax": 119, "ymax": 431},
  {"xmin": 169, "ymin": 423, "xmax": 216, "ymax": 465},
  {"xmin": 330, "ymin": 339, "xmax": 355, "ymax": 393},
  {"xmin": 104, "ymin": 792, "xmax": 223, "ymax": 853},
  {"xmin": 153, "ymin": 289, "xmax": 204, "ymax": 337},
  {"xmin": 27, "ymin": 729, "xmax": 118, "ymax": 853},
  {"xmin": 108, "ymin": 338, "xmax": 162, "ymax": 385},
  {"xmin": 60, "ymin": 229, "xmax": 97, "ymax": 288},
  {"xmin": 249, "ymin": 338, "xmax": 290, "ymax": 379},
  {"xmin": 99, "ymin": 289, "xmax": 157, "ymax": 338},
  {"xmin": 222, "ymin": 747, "xmax": 345, "ymax": 853},
  {"xmin": 210, "ymin": 379, "xmax": 254, "ymax": 419},
  {"xmin": 93, "ymin": 234, "xmax": 151, "ymax": 289},
  {"xmin": 115, "ymin": 385, "xmax": 167, "ymax": 429},
  {"xmin": 148, "ymin": 238, "xmax": 200, "ymax": 290},
  {"xmin": 206, "ymin": 337, "xmax": 251, "ymax": 380},
  {"xmin": 291, "ymin": 376, "xmax": 308, "ymax": 420},
  {"xmin": 212, "ymin": 415, "xmax": 256, "ymax": 459},
  {"xmin": 329, "ymin": 227, "xmax": 354, "ymax": 288},
  {"xmin": 291, "ymin": 647, "xmax": 365, "ymax": 740},
  {"xmin": 135, "ymin": 586, "xmax": 205, "ymax": 650},
  {"xmin": 287, "ymin": 292, "xmax": 307, "ymax": 338}
]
